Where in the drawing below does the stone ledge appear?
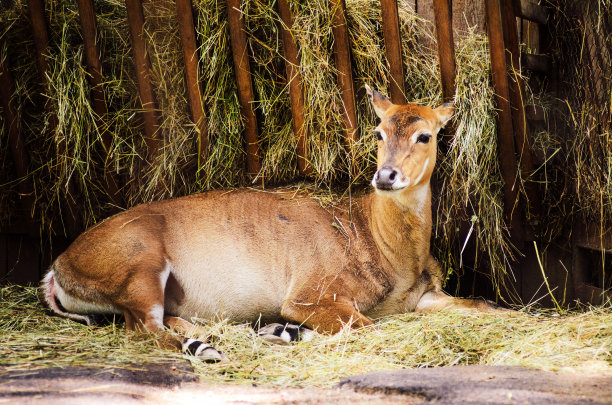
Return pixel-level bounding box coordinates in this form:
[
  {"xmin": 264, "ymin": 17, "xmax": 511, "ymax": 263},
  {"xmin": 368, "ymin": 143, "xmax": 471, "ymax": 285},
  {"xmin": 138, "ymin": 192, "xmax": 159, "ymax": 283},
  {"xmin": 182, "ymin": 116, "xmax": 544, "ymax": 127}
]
[{"xmin": 338, "ymin": 365, "xmax": 612, "ymax": 405}]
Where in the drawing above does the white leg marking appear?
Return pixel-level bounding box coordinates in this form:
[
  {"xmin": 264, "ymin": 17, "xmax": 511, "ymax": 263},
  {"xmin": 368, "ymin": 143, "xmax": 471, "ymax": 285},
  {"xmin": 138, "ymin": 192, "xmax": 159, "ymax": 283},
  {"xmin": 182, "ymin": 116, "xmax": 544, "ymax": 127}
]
[
  {"xmin": 413, "ymin": 158, "xmax": 429, "ymax": 186},
  {"xmin": 194, "ymin": 344, "xmax": 212, "ymax": 356},
  {"xmin": 160, "ymin": 260, "xmax": 172, "ymax": 292},
  {"xmin": 300, "ymin": 329, "xmax": 315, "ymax": 342},
  {"xmin": 148, "ymin": 304, "xmax": 165, "ymax": 329},
  {"xmin": 182, "ymin": 338, "xmax": 227, "ymax": 361},
  {"xmin": 280, "ymin": 330, "xmax": 292, "ymax": 344},
  {"xmin": 182, "ymin": 338, "xmax": 198, "ymax": 353},
  {"xmin": 198, "ymin": 347, "xmax": 227, "ymax": 362}
]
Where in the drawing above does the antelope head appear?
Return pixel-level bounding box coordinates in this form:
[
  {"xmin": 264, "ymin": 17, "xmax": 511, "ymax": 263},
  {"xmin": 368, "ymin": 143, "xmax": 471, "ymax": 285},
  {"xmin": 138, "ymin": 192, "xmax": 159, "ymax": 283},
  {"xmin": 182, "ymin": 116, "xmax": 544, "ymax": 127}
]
[{"xmin": 365, "ymin": 85, "xmax": 453, "ymax": 198}]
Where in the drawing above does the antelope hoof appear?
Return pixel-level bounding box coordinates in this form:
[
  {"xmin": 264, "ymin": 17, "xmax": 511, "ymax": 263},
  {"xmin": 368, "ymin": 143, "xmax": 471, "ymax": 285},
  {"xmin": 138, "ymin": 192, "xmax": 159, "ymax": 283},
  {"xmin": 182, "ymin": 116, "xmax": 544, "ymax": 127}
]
[
  {"xmin": 182, "ymin": 338, "xmax": 227, "ymax": 362},
  {"xmin": 258, "ymin": 323, "xmax": 314, "ymax": 345}
]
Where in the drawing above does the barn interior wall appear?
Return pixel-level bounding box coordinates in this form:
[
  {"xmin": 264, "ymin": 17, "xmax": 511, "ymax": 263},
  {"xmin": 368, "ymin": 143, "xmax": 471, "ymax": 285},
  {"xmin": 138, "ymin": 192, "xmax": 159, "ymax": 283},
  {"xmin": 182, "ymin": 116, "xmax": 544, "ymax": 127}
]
[{"xmin": 1, "ymin": 0, "xmax": 610, "ymax": 308}]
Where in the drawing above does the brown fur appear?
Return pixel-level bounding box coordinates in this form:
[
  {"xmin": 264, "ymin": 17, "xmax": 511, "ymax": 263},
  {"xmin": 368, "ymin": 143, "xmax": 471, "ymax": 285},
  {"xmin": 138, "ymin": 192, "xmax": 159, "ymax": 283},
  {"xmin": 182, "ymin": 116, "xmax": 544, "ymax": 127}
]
[{"xmin": 41, "ymin": 87, "xmax": 499, "ymax": 351}]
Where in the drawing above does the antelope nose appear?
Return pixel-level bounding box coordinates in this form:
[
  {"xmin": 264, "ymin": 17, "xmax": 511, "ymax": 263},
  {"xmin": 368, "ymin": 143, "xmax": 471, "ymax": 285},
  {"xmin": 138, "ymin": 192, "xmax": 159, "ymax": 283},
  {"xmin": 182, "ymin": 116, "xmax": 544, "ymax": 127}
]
[{"xmin": 375, "ymin": 166, "xmax": 398, "ymax": 190}]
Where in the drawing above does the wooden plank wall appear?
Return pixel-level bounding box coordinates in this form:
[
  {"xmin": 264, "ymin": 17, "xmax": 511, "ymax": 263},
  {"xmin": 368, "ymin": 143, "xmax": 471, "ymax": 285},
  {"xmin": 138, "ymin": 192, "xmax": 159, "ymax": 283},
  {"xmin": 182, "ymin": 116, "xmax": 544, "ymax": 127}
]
[
  {"xmin": 0, "ymin": 233, "xmax": 71, "ymax": 285},
  {"xmin": 125, "ymin": 0, "xmax": 161, "ymax": 164},
  {"xmin": 5, "ymin": 234, "xmax": 41, "ymax": 286},
  {"xmin": 176, "ymin": 0, "xmax": 209, "ymax": 166},
  {"xmin": 277, "ymin": 0, "xmax": 309, "ymax": 175},
  {"xmin": 416, "ymin": 0, "xmax": 485, "ymax": 37},
  {"xmin": 226, "ymin": 0, "xmax": 261, "ymax": 176},
  {"xmin": 331, "ymin": 0, "xmax": 359, "ymax": 173}
]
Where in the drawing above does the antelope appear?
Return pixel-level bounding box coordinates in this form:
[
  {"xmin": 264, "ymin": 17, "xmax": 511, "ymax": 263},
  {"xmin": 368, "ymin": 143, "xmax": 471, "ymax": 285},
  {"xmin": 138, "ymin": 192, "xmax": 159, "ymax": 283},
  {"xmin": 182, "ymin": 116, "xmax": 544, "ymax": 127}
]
[{"xmin": 41, "ymin": 86, "xmax": 498, "ymax": 361}]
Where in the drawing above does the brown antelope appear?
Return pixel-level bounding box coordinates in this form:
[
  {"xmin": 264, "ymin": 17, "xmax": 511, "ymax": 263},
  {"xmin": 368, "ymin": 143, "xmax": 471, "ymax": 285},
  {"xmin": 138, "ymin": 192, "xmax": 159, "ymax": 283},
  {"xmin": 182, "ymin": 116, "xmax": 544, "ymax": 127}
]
[{"xmin": 41, "ymin": 86, "xmax": 498, "ymax": 361}]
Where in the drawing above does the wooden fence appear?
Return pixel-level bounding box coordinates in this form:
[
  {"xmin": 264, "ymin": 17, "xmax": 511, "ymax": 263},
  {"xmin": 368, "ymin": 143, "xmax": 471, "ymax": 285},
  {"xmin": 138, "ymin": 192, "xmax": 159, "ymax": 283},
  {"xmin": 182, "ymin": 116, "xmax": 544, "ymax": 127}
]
[{"xmin": 1, "ymin": 0, "xmax": 549, "ymax": 283}]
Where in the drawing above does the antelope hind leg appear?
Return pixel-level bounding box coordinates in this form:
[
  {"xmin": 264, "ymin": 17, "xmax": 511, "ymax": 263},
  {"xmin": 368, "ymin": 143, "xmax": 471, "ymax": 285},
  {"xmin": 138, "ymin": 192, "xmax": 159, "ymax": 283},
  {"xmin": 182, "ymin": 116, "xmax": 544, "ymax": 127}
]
[
  {"xmin": 119, "ymin": 310, "xmax": 225, "ymax": 362},
  {"xmin": 257, "ymin": 323, "xmax": 315, "ymax": 345}
]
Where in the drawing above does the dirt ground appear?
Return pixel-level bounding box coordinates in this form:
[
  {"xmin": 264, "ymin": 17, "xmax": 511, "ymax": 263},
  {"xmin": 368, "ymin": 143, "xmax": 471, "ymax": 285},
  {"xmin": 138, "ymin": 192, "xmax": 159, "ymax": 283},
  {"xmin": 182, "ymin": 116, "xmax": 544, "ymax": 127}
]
[
  {"xmin": 0, "ymin": 378, "xmax": 422, "ymax": 405},
  {"xmin": 0, "ymin": 365, "xmax": 417, "ymax": 405},
  {"xmin": 1, "ymin": 363, "xmax": 610, "ymax": 404}
]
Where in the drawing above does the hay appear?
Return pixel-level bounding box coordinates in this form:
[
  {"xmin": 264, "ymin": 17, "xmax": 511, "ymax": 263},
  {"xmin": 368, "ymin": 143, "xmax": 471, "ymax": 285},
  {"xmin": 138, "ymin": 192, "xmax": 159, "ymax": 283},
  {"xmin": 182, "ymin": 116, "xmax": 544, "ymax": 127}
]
[
  {"xmin": 434, "ymin": 31, "xmax": 510, "ymax": 294},
  {"xmin": 1, "ymin": 284, "xmax": 610, "ymax": 386}
]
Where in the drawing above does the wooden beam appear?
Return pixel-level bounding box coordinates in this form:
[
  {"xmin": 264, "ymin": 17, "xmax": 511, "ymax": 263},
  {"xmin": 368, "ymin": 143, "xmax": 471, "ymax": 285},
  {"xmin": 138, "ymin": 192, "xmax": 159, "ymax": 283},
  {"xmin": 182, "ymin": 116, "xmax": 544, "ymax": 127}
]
[
  {"xmin": 501, "ymin": 0, "xmax": 541, "ymax": 228},
  {"xmin": 432, "ymin": 0, "xmax": 456, "ymax": 103},
  {"xmin": 276, "ymin": 0, "xmax": 309, "ymax": 175},
  {"xmin": 76, "ymin": 0, "xmax": 120, "ymax": 207},
  {"xmin": 330, "ymin": 0, "xmax": 358, "ymax": 167},
  {"xmin": 516, "ymin": 0, "xmax": 547, "ymax": 25},
  {"xmin": 485, "ymin": 0, "xmax": 523, "ymax": 243},
  {"xmin": 520, "ymin": 53, "xmax": 551, "ymax": 74},
  {"xmin": 76, "ymin": 0, "xmax": 107, "ymax": 136},
  {"xmin": 27, "ymin": 0, "xmax": 50, "ymax": 88},
  {"xmin": 521, "ymin": 19, "xmax": 541, "ymax": 54},
  {"xmin": 432, "ymin": 0, "xmax": 457, "ymax": 150},
  {"xmin": 125, "ymin": 0, "xmax": 160, "ymax": 163},
  {"xmin": 525, "ymin": 104, "xmax": 545, "ymax": 122},
  {"xmin": 176, "ymin": 0, "xmax": 209, "ymax": 167},
  {"xmin": 0, "ymin": 46, "xmax": 35, "ymax": 219},
  {"xmin": 28, "ymin": 0, "xmax": 80, "ymax": 238},
  {"xmin": 380, "ymin": 0, "xmax": 405, "ymax": 104},
  {"xmin": 225, "ymin": 0, "xmax": 261, "ymax": 176}
]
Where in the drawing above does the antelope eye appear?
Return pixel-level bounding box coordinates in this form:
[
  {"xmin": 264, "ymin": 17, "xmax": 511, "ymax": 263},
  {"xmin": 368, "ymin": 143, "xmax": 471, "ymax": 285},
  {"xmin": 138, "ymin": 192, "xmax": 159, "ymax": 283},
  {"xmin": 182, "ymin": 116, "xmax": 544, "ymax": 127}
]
[
  {"xmin": 374, "ymin": 130, "xmax": 383, "ymax": 141},
  {"xmin": 416, "ymin": 134, "xmax": 431, "ymax": 144}
]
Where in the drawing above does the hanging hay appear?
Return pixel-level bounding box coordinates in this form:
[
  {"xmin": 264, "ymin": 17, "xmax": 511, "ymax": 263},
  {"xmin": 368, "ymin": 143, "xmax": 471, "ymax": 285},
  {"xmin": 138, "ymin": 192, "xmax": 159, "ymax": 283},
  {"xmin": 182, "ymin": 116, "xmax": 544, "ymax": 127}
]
[
  {"xmin": 1, "ymin": 284, "xmax": 610, "ymax": 386},
  {"xmin": 434, "ymin": 31, "xmax": 509, "ymax": 293},
  {"xmin": 548, "ymin": 0, "xmax": 612, "ymax": 229}
]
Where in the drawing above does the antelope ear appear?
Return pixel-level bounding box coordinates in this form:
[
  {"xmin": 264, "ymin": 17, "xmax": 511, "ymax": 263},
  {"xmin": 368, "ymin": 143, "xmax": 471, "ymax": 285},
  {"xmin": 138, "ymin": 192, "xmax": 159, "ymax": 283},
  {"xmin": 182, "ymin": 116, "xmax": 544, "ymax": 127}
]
[
  {"xmin": 435, "ymin": 102, "xmax": 454, "ymax": 127},
  {"xmin": 365, "ymin": 84, "xmax": 393, "ymax": 119}
]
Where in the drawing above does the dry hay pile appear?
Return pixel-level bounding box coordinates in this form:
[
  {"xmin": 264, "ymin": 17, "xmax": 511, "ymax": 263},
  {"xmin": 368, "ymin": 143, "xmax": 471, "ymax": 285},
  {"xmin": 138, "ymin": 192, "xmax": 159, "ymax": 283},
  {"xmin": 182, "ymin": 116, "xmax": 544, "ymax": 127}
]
[
  {"xmin": 1, "ymin": 284, "xmax": 610, "ymax": 386},
  {"xmin": 2, "ymin": 0, "xmax": 608, "ymax": 297}
]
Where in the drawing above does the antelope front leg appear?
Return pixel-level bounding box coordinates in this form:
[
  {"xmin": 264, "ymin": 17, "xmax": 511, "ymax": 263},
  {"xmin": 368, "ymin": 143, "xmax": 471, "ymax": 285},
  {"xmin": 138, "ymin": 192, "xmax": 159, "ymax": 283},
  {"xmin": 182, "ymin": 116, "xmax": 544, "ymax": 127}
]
[
  {"xmin": 257, "ymin": 323, "xmax": 315, "ymax": 345},
  {"xmin": 415, "ymin": 290, "xmax": 504, "ymax": 313},
  {"xmin": 281, "ymin": 294, "xmax": 373, "ymax": 334}
]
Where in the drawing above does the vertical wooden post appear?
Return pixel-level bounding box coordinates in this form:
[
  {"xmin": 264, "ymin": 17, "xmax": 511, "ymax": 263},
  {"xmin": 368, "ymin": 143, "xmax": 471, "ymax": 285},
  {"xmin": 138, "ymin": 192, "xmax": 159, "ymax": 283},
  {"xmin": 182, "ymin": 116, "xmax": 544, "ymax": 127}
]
[
  {"xmin": 176, "ymin": 0, "xmax": 209, "ymax": 167},
  {"xmin": 27, "ymin": 0, "xmax": 50, "ymax": 88},
  {"xmin": 225, "ymin": 0, "xmax": 261, "ymax": 176},
  {"xmin": 485, "ymin": 0, "xmax": 523, "ymax": 243},
  {"xmin": 276, "ymin": 0, "xmax": 309, "ymax": 175},
  {"xmin": 380, "ymin": 0, "xmax": 406, "ymax": 104},
  {"xmin": 76, "ymin": 0, "xmax": 107, "ymax": 137},
  {"xmin": 432, "ymin": 0, "xmax": 456, "ymax": 103},
  {"xmin": 0, "ymin": 47, "xmax": 35, "ymax": 218},
  {"xmin": 125, "ymin": 0, "xmax": 160, "ymax": 163},
  {"xmin": 76, "ymin": 0, "xmax": 120, "ymax": 206},
  {"xmin": 501, "ymin": 0, "xmax": 541, "ymax": 225},
  {"xmin": 330, "ymin": 0, "xmax": 358, "ymax": 175},
  {"xmin": 28, "ymin": 0, "xmax": 80, "ymax": 237}
]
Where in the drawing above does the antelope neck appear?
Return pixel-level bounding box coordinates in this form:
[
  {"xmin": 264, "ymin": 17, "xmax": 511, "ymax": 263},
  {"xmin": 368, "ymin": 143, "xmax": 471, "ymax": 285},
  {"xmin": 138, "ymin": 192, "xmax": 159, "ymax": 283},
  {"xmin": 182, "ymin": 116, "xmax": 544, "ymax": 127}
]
[{"xmin": 365, "ymin": 184, "xmax": 432, "ymax": 271}]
